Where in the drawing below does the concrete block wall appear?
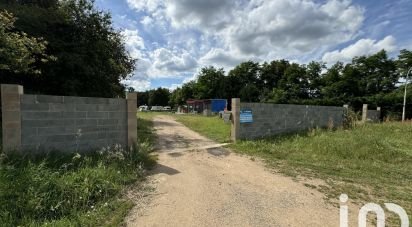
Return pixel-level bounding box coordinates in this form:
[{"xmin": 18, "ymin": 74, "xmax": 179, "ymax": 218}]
[
  {"xmin": 1, "ymin": 84, "xmax": 137, "ymax": 152},
  {"xmin": 362, "ymin": 104, "xmax": 381, "ymax": 123},
  {"xmin": 231, "ymin": 99, "xmax": 344, "ymax": 140}
]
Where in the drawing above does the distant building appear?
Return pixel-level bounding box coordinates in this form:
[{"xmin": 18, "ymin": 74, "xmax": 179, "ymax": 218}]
[{"xmin": 186, "ymin": 99, "xmax": 227, "ymax": 116}]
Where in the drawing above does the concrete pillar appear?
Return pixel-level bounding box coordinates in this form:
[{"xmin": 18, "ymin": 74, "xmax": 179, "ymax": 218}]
[
  {"xmin": 126, "ymin": 92, "xmax": 137, "ymax": 147},
  {"xmin": 377, "ymin": 107, "xmax": 381, "ymax": 121},
  {"xmin": 343, "ymin": 104, "xmax": 349, "ymax": 120},
  {"xmin": 231, "ymin": 98, "xmax": 240, "ymax": 142},
  {"xmin": 1, "ymin": 84, "xmax": 23, "ymax": 151},
  {"xmin": 362, "ymin": 104, "xmax": 368, "ymax": 123}
]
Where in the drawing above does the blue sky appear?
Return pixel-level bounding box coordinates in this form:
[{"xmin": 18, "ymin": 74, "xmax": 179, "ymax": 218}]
[{"xmin": 95, "ymin": 0, "xmax": 412, "ymax": 91}]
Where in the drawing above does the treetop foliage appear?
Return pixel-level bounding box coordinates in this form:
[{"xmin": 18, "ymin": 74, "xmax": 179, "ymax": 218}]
[
  {"xmin": 0, "ymin": 0, "xmax": 135, "ymax": 98},
  {"xmin": 0, "ymin": 10, "xmax": 55, "ymax": 74}
]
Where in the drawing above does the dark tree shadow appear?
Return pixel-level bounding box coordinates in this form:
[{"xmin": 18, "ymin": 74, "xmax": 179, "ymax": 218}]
[{"xmin": 149, "ymin": 163, "xmax": 180, "ymax": 175}]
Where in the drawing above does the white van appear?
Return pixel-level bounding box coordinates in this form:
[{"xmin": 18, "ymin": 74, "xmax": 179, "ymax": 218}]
[
  {"xmin": 150, "ymin": 106, "xmax": 163, "ymax": 111},
  {"xmin": 163, "ymin": 106, "xmax": 171, "ymax": 111}
]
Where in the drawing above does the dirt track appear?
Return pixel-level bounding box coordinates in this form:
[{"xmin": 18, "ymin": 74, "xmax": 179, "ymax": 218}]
[{"xmin": 126, "ymin": 115, "xmax": 346, "ymax": 227}]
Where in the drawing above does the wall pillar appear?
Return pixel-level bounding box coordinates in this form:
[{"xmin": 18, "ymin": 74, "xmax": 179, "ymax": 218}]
[
  {"xmin": 377, "ymin": 107, "xmax": 381, "ymax": 121},
  {"xmin": 362, "ymin": 104, "xmax": 368, "ymax": 123},
  {"xmin": 231, "ymin": 98, "xmax": 240, "ymax": 142},
  {"xmin": 1, "ymin": 84, "xmax": 23, "ymax": 151},
  {"xmin": 126, "ymin": 92, "xmax": 137, "ymax": 147},
  {"xmin": 343, "ymin": 104, "xmax": 349, "ymax": 119}
]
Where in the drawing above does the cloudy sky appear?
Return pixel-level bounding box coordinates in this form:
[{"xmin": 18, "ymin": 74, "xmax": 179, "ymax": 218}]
[{"xmin": 95, "ymin": 0, "xmax": 412, "ymax": 91}]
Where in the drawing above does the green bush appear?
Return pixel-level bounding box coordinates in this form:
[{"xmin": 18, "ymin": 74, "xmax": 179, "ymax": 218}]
[{"xmin": 0, "ymin": 143, "xmax": 156, "ymax": 226}]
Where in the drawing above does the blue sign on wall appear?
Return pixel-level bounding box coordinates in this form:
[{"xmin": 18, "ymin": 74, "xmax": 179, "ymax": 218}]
[{"xmin": 240, "ymin": 109, "xmax": 253, "ymax": 123}]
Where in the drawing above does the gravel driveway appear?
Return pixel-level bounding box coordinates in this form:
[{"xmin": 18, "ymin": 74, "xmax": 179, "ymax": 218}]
[{"xmin": 126, "ymin": 115, "xmax": 346, "ymax": 227}]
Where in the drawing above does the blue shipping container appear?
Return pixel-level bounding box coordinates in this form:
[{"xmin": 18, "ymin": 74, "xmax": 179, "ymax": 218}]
[{"xmin": 211, "ymin": 99, "xmax": 227, "ymax": 112}]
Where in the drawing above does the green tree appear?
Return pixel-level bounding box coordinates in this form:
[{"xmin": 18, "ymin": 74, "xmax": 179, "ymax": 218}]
[
  {"xmin": 305, "ymin": 61, "xmax": 324, "ymax": 98},
  {"xmin": 321, "ymin": 62, "xmax": 344, "ymax": 100},
  {"xmin": 181, "ymin": 81, "xmax": 197, "ymax": 100},
  {"xmin": 260, "ymin": 60, "xmax": 289, "ymax": 89},
  {"xmin": 0, "ymin": 10, "xmax": 53, "ymax": 74},
  {"xmin": 169, "ymin": 87, "xmax": 181, "ymax": 107},
  {"xmin": 136, "ymin": 90, "xmax": 149, "ymax": 106},
  {"xmin": 260, "ymin": 60, "xmax": 290, "ymax": 101},
  {"xmin": 227, "ymin": 61, "xmax": 260, "ymax": 100},
  {"xmin": 278, "ymin": 63, "xmax": 308, "ymax": 101},
  {"xmin": 352, "ymin": 50, "xmax": 398, "ymax": 95},
  {"xmin": 148, "ymin": 88, "xmax": 170, "ymax": 106},
  {"xmin": 195, "ymin": 66, "xmax": 226, "ymax": 99},
  {"xmin": 0, "ymin": 0, "xmax": 135, "ymax": 97},
  {"xmin": 397, "ymin": 49, "xmax": 412, "ymax": 77},
  {"xmin": 239, "ymin": 84, "xmax": 260, "ymax": 102}
]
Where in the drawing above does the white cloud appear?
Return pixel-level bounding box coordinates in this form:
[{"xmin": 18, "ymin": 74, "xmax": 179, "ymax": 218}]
[
  {"xmin": 127, "ymin": 0, "xmax": 365, "ymax": 62},
  {"xmin": 165, "ymin": 0, "xmax": 235, "ymax": 30},
  {"xmin": 121, "ymin": 29, "xmax": 145, "ymax": 59},
  {"xmin": 150, "ymin": 48, "xmax": 198, "ymax": 77},
  {"xmin": 124, "ymin": 0, "xmax": 368, "ymax": 89},
  {"xmin": 140, "ymin": 16, "xmax": 154, "ymax": 27},
  {"xmin": 126, "ymin": 0, "xmax": 163, "ymax": 13},
  {"xmin": 322, "ymin": 36, "xmax": 397, "ymax": 64},
  {"xmin": 122, "ymin": 58, "xmax": 152, "ymax": 91},
  {"xmin": 168, "ymin": 83, "xmax": 180, "ymax": 90},
  {"xmin": 221, "ymin": 0, "xmax": 364, "ymax": 58},
  {"xmin": 124, "ymin": 79, "xmax": 151, "ymax": 91},
  {"xmin": 122, "ymin": 29, "xmax": 144, "ymax": 49},
  {"xmin": 199, "ymin": 48, "xmax": 246, "ymax": 69}
]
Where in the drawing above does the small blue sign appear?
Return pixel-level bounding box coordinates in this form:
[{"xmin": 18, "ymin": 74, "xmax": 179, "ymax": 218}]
[{"xmin": 240, "ymin": 109, "xmax": 253, "ymax": 123}]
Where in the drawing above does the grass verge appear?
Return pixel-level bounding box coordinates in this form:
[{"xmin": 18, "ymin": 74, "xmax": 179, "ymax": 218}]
[
  {"xmin": 0, "ymin": 115, "xmax": 156, "ymax": 226},
  {"xmin": 173, "ymin": 114, "xmax": 231, "ymax": 143},
  {"xmin": 229, "ymin": 122, "xmax": 412, "ymax": 224}
]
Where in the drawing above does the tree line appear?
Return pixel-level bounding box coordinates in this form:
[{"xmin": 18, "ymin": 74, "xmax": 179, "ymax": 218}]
[{"xmin": 140, "ymin": 50, "xmax": 412, "ymax": 119}]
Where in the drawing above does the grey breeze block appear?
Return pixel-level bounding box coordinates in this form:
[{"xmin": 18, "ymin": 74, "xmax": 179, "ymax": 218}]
[{"xmin": 1, "ymin": 84, "xmax": 137, "ymax": 152}]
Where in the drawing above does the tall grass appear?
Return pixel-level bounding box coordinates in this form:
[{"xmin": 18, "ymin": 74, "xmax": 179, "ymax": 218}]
[
  {"xmin": 0, "ymin": 115, "xmax": 156, "ymax": 226},
  {"xmin": 230, "ymin": 122, "xmax": 412, "ymax": 224}
]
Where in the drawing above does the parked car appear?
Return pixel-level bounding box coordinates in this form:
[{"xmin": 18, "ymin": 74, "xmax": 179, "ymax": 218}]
[
  {"xmin": 163, "ymin": 106, "xmax": 171, "ymax": 111},
  {"xmin": 150, "ymin": 106, "xmax": 163, "ymax": 111}
]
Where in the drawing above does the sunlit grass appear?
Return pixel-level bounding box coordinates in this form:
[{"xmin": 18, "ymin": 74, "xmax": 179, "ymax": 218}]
[
  {"xmin": 230, "ymin": 122, "xmax": 412, "ymax": 224},
  {"xmin": 174, "ymin": 114, "xmax": 231, "ymax": 143}
]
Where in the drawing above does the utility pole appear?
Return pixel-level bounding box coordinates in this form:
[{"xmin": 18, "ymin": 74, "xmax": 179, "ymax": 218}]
[{"xmin": 402, "ymin": 67, "xmax": 412, "ymax": 122}]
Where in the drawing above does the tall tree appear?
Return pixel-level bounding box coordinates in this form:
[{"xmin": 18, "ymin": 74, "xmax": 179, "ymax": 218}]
[
  {"xmin": 305, "ymin": 61, "xmax": 324, "ymax": 98},
  {"xmin": 195, "ymin": 66, "xmax": 226, "ymax": 99},
  {"xmin": 136, "ymin": 90, "xmax": 149, "ymax": 106},
  {"xmin": 352, "ymin": 50, "xmax": 398, "ymax": 95},
  {"xmin": 148, "ymin": 88, "xmax": 170, "ymax": 106},
  {"xmin": 260, "ymin": 60, "xmax": 289, "ymax": 89},
  {"xmin": 227, "ymin": 61, "xmax": 260, "ymax": 100},
  {"xmin": 321, "ymin": 62, "xmax": 344, "ymax": 100},
  {"xmin": 278, "ymin": 63, "xmax": 308, "ymax": 101},
  {"xmin": 397, "ymin": 49, "xmax": 412, "ymax": 77},
  {"xmin": 0, "ymin": 10, "xmax": 54, "ymax": 74},
  {"xmin": 0, "ymin": 0, "xmax": 135, "ymax": 97}
]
